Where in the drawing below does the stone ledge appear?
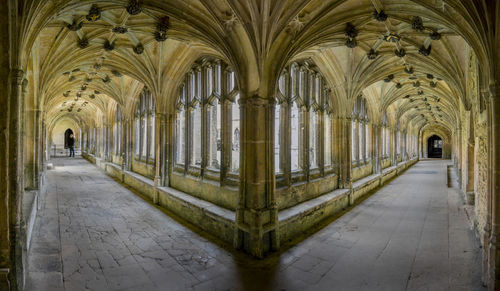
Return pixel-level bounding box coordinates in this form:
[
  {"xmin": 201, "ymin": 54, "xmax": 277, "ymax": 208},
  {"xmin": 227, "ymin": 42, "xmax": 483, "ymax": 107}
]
[
  {"xmin": 157, "ymin": 186, "xmax": 235, "ymax": 243},
  {"xmin": 23, "ymin": 190, "xmax": 38, "ymax": 251},
  {"xmin": 278, "ymin": 158, "xmax": 418, "ymax": 245},
  {"xmin": 82, "ymin": 153, "xmax": 235, "ymax": 245}
]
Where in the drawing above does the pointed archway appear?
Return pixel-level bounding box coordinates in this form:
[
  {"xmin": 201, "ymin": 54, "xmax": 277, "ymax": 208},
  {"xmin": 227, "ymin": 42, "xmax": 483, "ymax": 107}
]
[
  {"xmin": 64, "ymin": 128, "xmax": 73, "ymax": 149},
  {"xmin": 427, "ymin": 135, "xmax": 443, "ymax": 158}
]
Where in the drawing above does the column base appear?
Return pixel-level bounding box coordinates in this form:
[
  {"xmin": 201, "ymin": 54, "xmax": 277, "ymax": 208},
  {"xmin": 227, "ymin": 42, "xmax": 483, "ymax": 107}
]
[
  {"xmin": 466, "ymin": 191, "xmax": 475, "ymax": 205},
  {"xmin": 234, "ymin": 208, "xmax": 279, "ymax": 258}
]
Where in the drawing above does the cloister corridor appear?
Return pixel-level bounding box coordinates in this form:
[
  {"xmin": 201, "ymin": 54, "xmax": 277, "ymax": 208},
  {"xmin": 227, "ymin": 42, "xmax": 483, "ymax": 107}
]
[{"xmin": 25, "ymin": 157, "xmax": 483, "ymax": 291}]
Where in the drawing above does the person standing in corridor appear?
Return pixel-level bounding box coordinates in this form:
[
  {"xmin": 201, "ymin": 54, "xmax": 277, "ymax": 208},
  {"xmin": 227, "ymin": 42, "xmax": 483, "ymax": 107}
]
[{"xmin": 68, "ymin": 134, "xmax": 75, "ymax": 157}]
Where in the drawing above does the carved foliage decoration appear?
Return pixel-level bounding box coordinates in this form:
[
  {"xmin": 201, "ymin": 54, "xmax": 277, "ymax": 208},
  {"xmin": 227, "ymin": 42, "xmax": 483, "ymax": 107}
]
[
  {"xmin": 112, "ymin": 26, "xmax": 128, "ymax": 34},
  {"xmin": 430, "ymin": 31, "xmax": 441, "ymax": 40},
  {"xmin": 77, "ymin": 37, "xmax": 89, "ymax": 48},
  {"xmin": 373, "ymin": 10, "xmax": 388, "ymax": 22},
  {"xmin": 367, "ymin": 49, "xmax": 378, "ymax": 60},
  {"xmin": 133, "ymin": 44, "xmax": 144, "ymax": 54},
  {"xmin": 412, "ymin": 16, "xmax": 424, "ymax": 31},
  {"xmin": 155, "ymin": 16, "xmax": 170, "ymax": 42},
  {"xmin": 86, "ymin": 5, "xmax": 101, "ymax": 22},
  {"xmin": 67, "ymin": 21, "xmax": 83, "ymax": 31},
  {"xmin": 104, "ymin": 40, "xmax": 115, "ymax": 51},
  {"xmin": 344, "ymin": 23, "xmax": 358, "ymax": 48},
  {"xmin": 419, "ymin": 45, "xmax": 431, "ymax": 56},
  {"xmin": 395, "ymin": 48, "xmax": 406, "ymax": 58},
  {"xmin": 384, "ymin": 74, "xmax": 394, "ymax": 82},
  {"xmin": 127, "ymin": 0, "xmax": 143, "ymax": 15}
]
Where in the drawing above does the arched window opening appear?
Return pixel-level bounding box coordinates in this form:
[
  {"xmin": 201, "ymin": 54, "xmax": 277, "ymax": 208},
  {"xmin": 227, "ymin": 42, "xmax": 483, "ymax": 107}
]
[
  {"xmin": 351, "ymin": 96, "xmax": 369, "ymax": 165},
  {"xmin": 275, "ymin": 61, "xmax": 333, "ymax": 180},
  {"xmin": 324, "ymin": 99, "xmax": 332, "ymax": 167},
  {"xmin": 176, "ymin": 87, "xmax": 186, "ymax": 164},
  {"xmin": 230, "ymin": 92, "xmax": 240, "ymax": 173},
  {"xmin": 174, "ymin": 59, "xmax": 240, "ymax": 178},
  {"xmin": 382, "ymin": 112, "xmax": 389, "ymax": 158},
  {"xmin": 428, "ymin": 135, "xmax": 443, "ymax": 158},
  {"xmin": 134, "ymin": 88, "xmax": 155, "ymax": 162},
  {"xmin": 114, "ymin": 107, "xmax": 122, "ymax": 156}
]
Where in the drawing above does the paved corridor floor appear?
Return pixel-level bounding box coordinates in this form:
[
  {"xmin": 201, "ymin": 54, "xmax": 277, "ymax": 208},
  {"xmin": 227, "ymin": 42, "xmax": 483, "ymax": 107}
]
[{"xmin": 26, "ymin": 158, "xmax": 484, "ymax": 291}]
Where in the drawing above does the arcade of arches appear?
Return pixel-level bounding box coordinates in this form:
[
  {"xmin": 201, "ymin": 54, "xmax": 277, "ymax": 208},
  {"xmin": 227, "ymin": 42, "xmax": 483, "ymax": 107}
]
[{"xmin": 1, "ymin": 0, "xmax": 500, "ymax": 290}]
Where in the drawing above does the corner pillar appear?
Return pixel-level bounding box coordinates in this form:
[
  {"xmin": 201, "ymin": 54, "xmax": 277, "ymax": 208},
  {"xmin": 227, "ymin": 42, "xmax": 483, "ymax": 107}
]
[
  {"xmin": 235, "ymin": 95, "xmax": 278, "ymax": 258},
  {"xmin": 489, "ymin": 84, "xmax": 500, "ymax": 290}
]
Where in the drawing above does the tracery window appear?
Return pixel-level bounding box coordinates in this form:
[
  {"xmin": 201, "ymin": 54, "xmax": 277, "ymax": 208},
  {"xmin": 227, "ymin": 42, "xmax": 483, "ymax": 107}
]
[
  {"xmin": 396, "ymin": 128, "xmax": 401, "ymax": 155},
  {"xmin": 351, "ymin": 96, "xmax": 369, "ymax": 165},
  {"xmin": 175, "ymin": 59, "xmax": 240, "ymax": 177},
  {"xmin": 114, "ymin": 107, "xmax": 122, "ymax": 155},
  {"xmin": 382, "ymin": 112, "xmax": 389, "ymax": 158},
  {"xmin": 275, "ymin": 61, "xmax": 333, "ymax": 177},
  {"xmin": 133, "ymin": 89, "xmax": 155, "ymax": 162}
]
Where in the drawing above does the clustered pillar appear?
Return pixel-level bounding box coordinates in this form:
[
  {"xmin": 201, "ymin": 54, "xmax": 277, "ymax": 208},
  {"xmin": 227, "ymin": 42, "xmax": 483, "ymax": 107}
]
[{"xmin": 235, "ymin": 95, "xmax": 278, "ymax": 258}]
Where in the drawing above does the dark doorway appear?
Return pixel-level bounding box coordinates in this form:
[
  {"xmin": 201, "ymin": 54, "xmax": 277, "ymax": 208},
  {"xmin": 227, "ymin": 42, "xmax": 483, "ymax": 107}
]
[
  {"xmin": 427, "ymin": 135, "xmax": 442, "ymax": 158},
  {"xmin": 64, "ymin": 128, "xmax": 73, "ymax": 149}
]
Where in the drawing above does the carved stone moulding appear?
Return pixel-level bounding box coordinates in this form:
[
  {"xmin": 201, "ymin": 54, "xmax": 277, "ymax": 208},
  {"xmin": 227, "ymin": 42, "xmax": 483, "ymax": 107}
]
[
  {"xmin": 104, "ymin": 40, "xmax": 115, "ymax": 51},
  {"xmin": 373, "ymin": 10, "xmax": 388, "ymax": 22},
  {"xmin": 77, "ymin": 37, "xmax": 89, "ymax": 48},
  {"xmin": 384, "ymin": 74, "xmax": 394, "ymax": 82},
  {"xmin": 404, "ymin": 66, "xmax": 414, "ymax": 74},
  {"xmin": 395, "ymin": 48, "xmax": 406, "ymax": 58},
  {"xmin": 133, "ymin": 44, "xmax": 144, "ymax": 54},
  {"xmin": 86, "ymin": 5, "xmax": 101, "ymax": 22},
  {"xmin": 67, "ymin": 21, "xmax": 83, "ymax": 31},
  {"xmin": 112, "ymin": 26, "xmax": 128, "ymax": 34},
  {"xmin": 155, "ymin": 31, "xmax": 167, "ymax": 42},
  {"xmin": 413, "ymin": 81, "xmax": 420, "ymax": 87},
  {"xmin": 412, "ymin": 16, "xmax": 424, "ymax": 31},
  {"xmin": 383, "ymin": 33, "xmax": 400, "ymax": 43},
  {"xmin": 367, "ymin": 49, "xmax": 378, "ymax": 60},
  {"xmin": 345, "ymin": 38, "xmax": 357, "ymax": 48},
  {"xmin": 430, "ymin": 31, "xmax": 441, "ymax": 40},
  {"xmin": 419, "ymin": 45, "xmax": 431, "ymax": 56},
  {"xmin": 344, "ymin": 23, "xmax": 358, "ymax": 38},
  {"xmin": 127, "ymin": 0, "xmax": 143, "ymax": 15},
  {"xmin": 157, "ymin": 16, "xmax": 170, "ymax": 32}
]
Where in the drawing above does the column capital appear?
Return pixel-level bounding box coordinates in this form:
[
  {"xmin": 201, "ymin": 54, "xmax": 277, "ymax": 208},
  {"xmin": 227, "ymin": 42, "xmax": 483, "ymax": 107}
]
[
  {"xmin": 489, "ymin": 84, "xmax": 500, "ymax": 99},
  {"xmin": 10, "ymin": 69, "xmax": 24, "ymax": 86},
  {"xmin": 239, "ymin": 94, "xmax": 275, "ymax": 107}
]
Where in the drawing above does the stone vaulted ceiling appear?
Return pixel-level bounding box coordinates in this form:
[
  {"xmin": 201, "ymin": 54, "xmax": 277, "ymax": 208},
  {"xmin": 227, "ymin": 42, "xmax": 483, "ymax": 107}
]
[{"xmin": 20, "ymin": 0, "xmax": 489, "ymax": 138}]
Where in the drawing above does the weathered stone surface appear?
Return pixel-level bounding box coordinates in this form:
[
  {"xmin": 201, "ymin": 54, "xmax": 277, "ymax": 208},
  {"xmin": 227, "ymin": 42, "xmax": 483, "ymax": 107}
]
[{"xmin": 25, "ymin": 158, "xmax": 484, "ymax": 290}]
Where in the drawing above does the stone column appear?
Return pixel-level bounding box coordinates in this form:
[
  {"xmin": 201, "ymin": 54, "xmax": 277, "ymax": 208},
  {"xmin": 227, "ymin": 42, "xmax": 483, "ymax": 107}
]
[
  {"xmin": 126, "ymin": 118, "xmax": 133, "ymax": 171},
  {"xmin": 374, "ymin": 123, "xmax": 382, "ymax": 174},
  {"xmin": 481, "ymin": 89, "xmax": 492, "ymax": 286},
  {"xmin": 339, "ymin": 117, "xmax": 352, "ymax": 189},
  {"xmin": 489, "ymin": 84, "xmax": 500, "ymax": 290},
  {"xmin": 121, "ymin": 118, "xmax": 128, "ymax": 181},
  {"xmin": 1, "ymin": 68, "xmax": 26, "ymax": 290},
  {"xmin": 465, "ymin": 113, "xmax": 475, "ymax": 204},
  {"xmin": 153, "ymin": 113, "xmax": 165, "ymax": 204},
  {"xmin": 34, "ymin": 109, "xmax": 42, "ymax": 189},
  {"xmin": 163, "ymin": 113, "xmax": 173, "ymax": 187},
  {"xmin": 220, "ymin": 98, "xmax": 230, "ymax": 184},
  {"xmin": 235, "ymin": 95, "xmax": 278, "ymax": 258}
]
